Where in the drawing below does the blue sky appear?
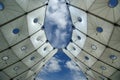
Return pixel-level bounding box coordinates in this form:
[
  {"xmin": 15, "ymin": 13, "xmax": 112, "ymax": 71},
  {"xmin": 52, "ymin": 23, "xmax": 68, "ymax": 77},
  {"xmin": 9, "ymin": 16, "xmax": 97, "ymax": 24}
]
[
  {"xmin": 44, "ymin": 0, "xmax": 72, "ymax": 48},
  {"xmin": 35, "ymin": 0, "xmax": 87, "ymax": 80},
  {"xmin": 35, "ymin": 50, "xmax": 87, "ymax": 80}
]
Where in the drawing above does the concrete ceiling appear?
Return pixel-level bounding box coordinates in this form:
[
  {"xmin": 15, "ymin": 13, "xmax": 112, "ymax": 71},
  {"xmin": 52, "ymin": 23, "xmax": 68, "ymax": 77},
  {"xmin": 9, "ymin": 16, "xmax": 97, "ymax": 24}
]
[{"xmin": 0, "ymin": 0, "xmax": 120, "ymax": 80}]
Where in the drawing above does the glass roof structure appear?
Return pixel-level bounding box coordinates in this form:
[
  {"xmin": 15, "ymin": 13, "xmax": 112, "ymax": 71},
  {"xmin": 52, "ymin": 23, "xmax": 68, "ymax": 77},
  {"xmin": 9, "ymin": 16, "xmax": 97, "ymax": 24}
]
[{"xmin": 0, "ymin": 0, "xmax": 120, "ymax": 80}]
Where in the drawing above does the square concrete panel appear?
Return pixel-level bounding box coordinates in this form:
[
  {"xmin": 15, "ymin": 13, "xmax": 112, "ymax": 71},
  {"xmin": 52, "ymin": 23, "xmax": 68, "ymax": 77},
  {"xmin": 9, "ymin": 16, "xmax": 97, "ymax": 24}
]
[
  {"xmin": 69, "ymin": 6, "xmax": 87, "ymax": 34},
  {"xmin": 67, "ymin": 42, "xmax": 81, "ymax": 57},
  {"xmin": 100, "ymin": 48, "xmax": 120, "ymax": 69},
  {"xmin": 72, "ymin": 29, "xmax": 87, "ymax": 48},
  {"xmin": 0, "ymin": 49, "xmax": 19, "ymax": 69},
  {"xmin": 88, "ymin": 0, "xmax": 120, "ymax": 23},
  {"xmin": 37, "ymin": 42, "xmax": 53, "ymax": 57},
  {"xmin": 0, "ymin": 0, "xmax": 25, "ymax": 25},
  {"xmin": 92, "ymin": 61, "xmax": 116, "ymax": 77},
  {"xmin": 83, "ymin": 37, "xmax": 106, "ymax": 58},
  {"xmin": 87, "ymin": 14, "xmax": 114, "ymax": 45},
  {"xmin": 22, "ymin": 51, "xmax": 43, "ymax": 68},
  {"xmin": 27, "ymin": 6, "xmax": 46, "ymax": 35},
  {"xmin": 1, "ymin": 16, "xmax": 29, "ymax": 46},
  {"xmin": 12, "ymin": 38, "xmax": 35, "ymax": 59},
  {"xmin": 77, "ymin": 51, "xmax": 97, "ymax": 67},
  {"xmin": 4, "ymin": 62, "xmax": 28, "ymax": 78},
  {"xmin": 30, "ymin": 30, "xmax": 47, "ymax": 49}
]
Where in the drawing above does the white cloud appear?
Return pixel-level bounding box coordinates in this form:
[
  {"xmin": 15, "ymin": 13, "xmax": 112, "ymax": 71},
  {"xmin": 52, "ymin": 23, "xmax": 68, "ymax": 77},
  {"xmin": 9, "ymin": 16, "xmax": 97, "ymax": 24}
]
[
  {"xmin": 41, "ymin": 57, "xmax": 61, "ymax": 73},
  {"xmin": 45, "ymin": 0, "xmax": 72, "ymax": 48},
  {"xmin": 46, "ymin": 0, "xmax": 69, "ymax": 29},
  {"xmin": 52, "ymin": 29, "xmax": 69, "ymax": 48},
  {"xmin": 65, "ymin": 60, "xmax": 80, "ymax": 71},
  {"xmin": 65, "ymin": 60, "xmax": 87, "ymax": 80}
]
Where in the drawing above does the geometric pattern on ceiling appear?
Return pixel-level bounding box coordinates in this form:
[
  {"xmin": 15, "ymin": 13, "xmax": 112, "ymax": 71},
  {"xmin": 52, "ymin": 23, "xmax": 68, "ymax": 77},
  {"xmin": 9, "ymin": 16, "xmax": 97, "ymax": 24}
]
[
  {"xmin": 65, "ymin": 0, "xmax": 120, "ymax": 80},
  {"xmin": 0, "ymin": 0, "xmax": 120, "ymax": 80},
  {"xmin": 0, "ymin": 0, "xmax": 58, "ymax": 80}
]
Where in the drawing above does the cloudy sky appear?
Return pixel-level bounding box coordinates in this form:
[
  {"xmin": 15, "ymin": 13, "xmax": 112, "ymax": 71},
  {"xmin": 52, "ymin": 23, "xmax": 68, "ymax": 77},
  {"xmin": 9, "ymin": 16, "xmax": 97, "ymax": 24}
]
[
  {"xmin": 44, "ymin": 0, "xmax": 72, "ymax": 48},
  {"xmin": 35, "ymin": 50, "xmax": 87, "ymax": 80},
  {"xmin": 35, "ymin": 0, "xmax": 87, "ymax": 80}
]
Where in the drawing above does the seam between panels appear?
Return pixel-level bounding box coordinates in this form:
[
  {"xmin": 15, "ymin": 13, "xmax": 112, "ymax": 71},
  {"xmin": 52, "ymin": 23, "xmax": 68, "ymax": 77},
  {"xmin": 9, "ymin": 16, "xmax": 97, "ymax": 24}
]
[
  {"xmin": 0, "ymin": 5, "xmax": 48, "ymax": 53},
  {"xmin": 0, "ymin": 27, "xmax": 45, "ymax": 53},
  {"xmin": 68, "ymin": 4, "xmax": 120, "ymax": 27},
  {"xmin": 73, "ymin": 41, "xmax": 120, "ymax": 71},
  {"xmin": 0, "ymin": 4, "xmax": 47, "ymax": 27},
  {"xmin": 73, "ymin": 26, "xmax": 120, "ymax": 53},
  {"xmin": 9, "ymin": 49, "xmax": 56, "ymax": 80},
  {"xmin": 66, "ymin": 49, "xmax": 112, "ymax": 80},
  {"xmin": 0, "ymin": 42, "xmax": 46, "ymax": 71},
  {"xmin": 87, "ymin": 0, "xmax": 97, "ymax": 11}
]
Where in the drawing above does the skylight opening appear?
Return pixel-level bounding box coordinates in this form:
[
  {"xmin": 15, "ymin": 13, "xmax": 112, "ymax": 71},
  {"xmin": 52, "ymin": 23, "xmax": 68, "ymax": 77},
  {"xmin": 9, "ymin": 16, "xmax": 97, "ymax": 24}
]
[
  {"xmin": 0, "ymin": 2, "xmax": 4, "ymax": 11},
  {"xmin": 13, "ymin": 66, "xmax": 19, "ymax": 71},
  {"xmin": 43, "ymin": 47, "xmax": 47, "ymax": 51},
  {"xmin": 12, "ymin": 28, "xmax": 20, "ymax": 34},
  {"xmin": 44, "ymin": 0, "xmax": 73, "ymax": 48},
  {"xmin": 77, "ymin": 35, "xmax": 81, "ymax": 40},
  {"xmin": 108, "ymin": 0, "xmax": 118, "ymax": 8},
  {"xmin": 2, "ymin": 56, "xmax": 9, "ymax": 61},
  {"xmin": 109, "ymin": 55, "xmax": 117, "ymax": 60},
  {"xmin": 21, "ymin": 46, "xmax": 27, "ymax": 51},
  {"xmin": 96, "ymin": 27, "xmax": 103, "ymax": 33},
  {"xmin": 72, "ymin": 47, "xmax": 76, "ymax": 50},
  {"xmin": 77, "ymin": 17, "xmax": 82, "ymax": 22},
  {"xmin": 35, "ymin": 50, "xmax": 87, "ymax": 80},
  {"xmin": 84, "ymin": 56, "xmax": 89, "ymax": 60},
  {"xmin": 100, "ymin": 66, "xmax": 106, "ymax": 70},
  {"xmin": 30, "ymin": 56, "xmax": 35, "ymax": 61},
  {"xmin": 33, "ymin": 18, "xmax": 39, "ymax": 23},
  {"xmin": 91, "ymin": 44, "xmax": 97, "ymax": 50}
]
